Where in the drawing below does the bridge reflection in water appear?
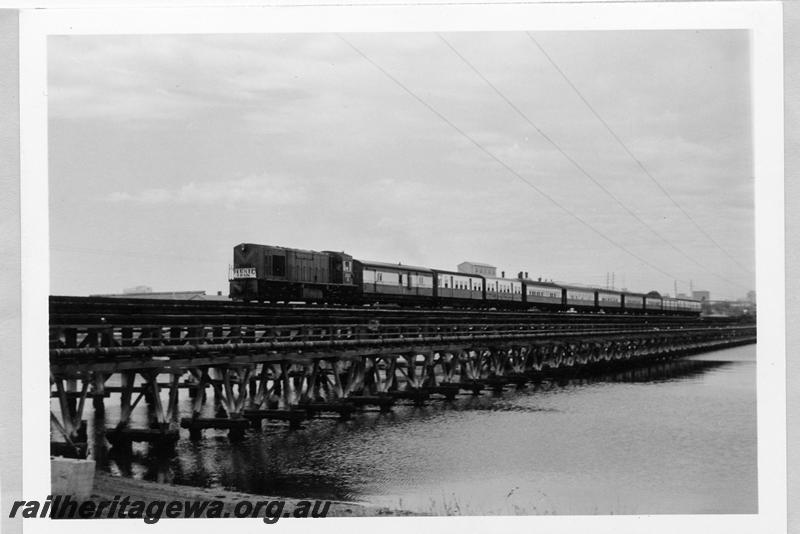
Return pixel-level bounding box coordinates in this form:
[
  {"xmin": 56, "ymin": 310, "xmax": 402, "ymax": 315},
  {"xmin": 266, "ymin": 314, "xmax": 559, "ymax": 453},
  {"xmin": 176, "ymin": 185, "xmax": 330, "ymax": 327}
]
[{"xmin": 86, "ymin": 353, "xmax": 745, "ymax": 501}]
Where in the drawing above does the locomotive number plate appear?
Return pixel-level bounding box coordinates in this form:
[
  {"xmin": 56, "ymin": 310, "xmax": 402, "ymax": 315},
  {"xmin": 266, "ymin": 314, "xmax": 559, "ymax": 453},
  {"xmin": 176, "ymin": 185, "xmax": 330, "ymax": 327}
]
[{"xmin": 232, "ymin": 267, "xmax": 257, "ymax": 279}]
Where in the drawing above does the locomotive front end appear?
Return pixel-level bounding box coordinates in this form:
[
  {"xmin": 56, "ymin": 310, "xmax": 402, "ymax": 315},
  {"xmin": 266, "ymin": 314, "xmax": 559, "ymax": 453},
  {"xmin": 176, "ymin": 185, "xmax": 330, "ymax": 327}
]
[{"xmin": 229, "ymin": 243, "xmax": 262, "ymax": 301}]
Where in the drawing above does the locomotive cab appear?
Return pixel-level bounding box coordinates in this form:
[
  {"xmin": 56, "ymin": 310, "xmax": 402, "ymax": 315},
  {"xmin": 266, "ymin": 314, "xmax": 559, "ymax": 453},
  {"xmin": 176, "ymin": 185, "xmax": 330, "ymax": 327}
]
[{"xmin": 323, "ymin": 251, "xmax": 354, "ymax": 286}]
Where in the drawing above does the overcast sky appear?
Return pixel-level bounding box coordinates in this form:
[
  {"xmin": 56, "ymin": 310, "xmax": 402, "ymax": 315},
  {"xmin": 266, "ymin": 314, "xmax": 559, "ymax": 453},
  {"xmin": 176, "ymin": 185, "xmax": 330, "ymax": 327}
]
[{"xmin": 48, "ymin": 30, "xmax": 754, "ymax": 300}]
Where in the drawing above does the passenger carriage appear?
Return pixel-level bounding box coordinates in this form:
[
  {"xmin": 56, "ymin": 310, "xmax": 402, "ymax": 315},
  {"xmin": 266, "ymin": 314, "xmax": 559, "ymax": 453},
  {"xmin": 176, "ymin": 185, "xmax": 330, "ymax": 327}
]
[
  {"xmin": 563, "ymin": 285, "xmax": 596, "ymax": 312},
  {"xmin": 596, "ymin": 289, "xmax": 623, "ymax": 312},
  {"xmin": 433, "ymin": 269, "xmax": 484, "ymax": 305},
  {"xmin": 622, "ymin": 292, "xmax": 645, "ymax": 313},
  {"xmin": 663, "ymin": 297, "xmax": 678, "ymax": 314},
  {"xmin": 644, "ymin": 292, "xmax": 663, "ymax": 314},
  {"xmin": 519, "ymin": 278, "xmax": 563, "ymax": 311},
  {"xmin": 676, "ymin": 298, "xmax": 702, "ymax": 316},
  {"xmin": 353, "ymin": 260, "xmax": 435, "ymax": 305},
  {"xmin": 484, "ymin": 276, "xmax": 523, "ymax": 305}
]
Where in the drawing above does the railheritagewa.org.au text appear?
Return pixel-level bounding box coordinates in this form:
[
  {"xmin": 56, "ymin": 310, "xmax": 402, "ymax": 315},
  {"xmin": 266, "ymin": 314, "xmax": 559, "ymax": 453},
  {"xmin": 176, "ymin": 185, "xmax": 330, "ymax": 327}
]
[{"xmin": 9, "ymin": 495, "xmax": 331, "ymax": 523}]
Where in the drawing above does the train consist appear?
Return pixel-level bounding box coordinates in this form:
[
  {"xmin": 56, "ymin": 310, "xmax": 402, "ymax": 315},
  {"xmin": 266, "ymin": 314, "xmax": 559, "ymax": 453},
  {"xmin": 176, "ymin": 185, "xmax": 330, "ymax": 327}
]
[{"xmin": 228, "ymin": 243, "xmax": 702, "ymax": 315}]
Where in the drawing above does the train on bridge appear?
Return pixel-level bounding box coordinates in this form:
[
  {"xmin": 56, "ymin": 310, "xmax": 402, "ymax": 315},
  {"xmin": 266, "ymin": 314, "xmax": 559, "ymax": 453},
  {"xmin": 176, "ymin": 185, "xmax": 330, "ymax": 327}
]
[{"xmin": 228, "ymin": 243, "xmax": 702, "ymax": 315}]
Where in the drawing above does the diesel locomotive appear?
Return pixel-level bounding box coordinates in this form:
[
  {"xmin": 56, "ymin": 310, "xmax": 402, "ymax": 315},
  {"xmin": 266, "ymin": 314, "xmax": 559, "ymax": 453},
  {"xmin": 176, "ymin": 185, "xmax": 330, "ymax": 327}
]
[{"xmin": 228, "ymin": 243, "xmax": 702, "ymax": 315}]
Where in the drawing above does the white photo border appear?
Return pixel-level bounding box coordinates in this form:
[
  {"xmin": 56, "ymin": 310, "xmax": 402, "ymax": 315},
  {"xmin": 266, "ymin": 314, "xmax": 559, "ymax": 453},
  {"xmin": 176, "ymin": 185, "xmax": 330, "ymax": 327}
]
[{"xmin": 20, "ymin": 2, "xmax": 785, "ymax": 533}]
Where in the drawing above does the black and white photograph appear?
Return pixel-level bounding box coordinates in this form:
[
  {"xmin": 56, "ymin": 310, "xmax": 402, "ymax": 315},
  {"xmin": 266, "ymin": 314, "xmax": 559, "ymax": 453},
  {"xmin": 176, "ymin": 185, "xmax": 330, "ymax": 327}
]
[{"xmin": 6, "ymin": 2, "xmax": 788, "ymax": 533}]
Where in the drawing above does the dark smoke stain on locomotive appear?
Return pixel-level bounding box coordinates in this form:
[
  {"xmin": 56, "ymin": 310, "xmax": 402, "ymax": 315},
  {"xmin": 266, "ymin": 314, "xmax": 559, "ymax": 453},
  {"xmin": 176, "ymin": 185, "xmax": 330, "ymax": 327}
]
[{"xmin": 228, "ymin": 243, "xmax": 701, "ymax": 315}]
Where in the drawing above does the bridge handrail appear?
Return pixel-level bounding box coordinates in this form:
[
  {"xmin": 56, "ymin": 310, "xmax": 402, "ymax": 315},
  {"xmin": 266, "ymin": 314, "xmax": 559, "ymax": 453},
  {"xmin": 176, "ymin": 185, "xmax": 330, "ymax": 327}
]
[{"xmin": 50, "ymin": 324, "xmax": 756, "ymax": 360}]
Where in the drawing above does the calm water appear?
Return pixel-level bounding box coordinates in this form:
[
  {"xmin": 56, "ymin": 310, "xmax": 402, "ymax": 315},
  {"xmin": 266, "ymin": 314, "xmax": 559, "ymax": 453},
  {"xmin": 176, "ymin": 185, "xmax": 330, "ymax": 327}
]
[{"xmin": 88, "ymin": 345, "xmax": 757, "ymax": 515}]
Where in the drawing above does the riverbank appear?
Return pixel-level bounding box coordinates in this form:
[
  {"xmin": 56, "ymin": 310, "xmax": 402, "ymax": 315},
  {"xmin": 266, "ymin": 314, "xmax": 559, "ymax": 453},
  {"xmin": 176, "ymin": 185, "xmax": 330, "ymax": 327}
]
[{"xmin": 85, "ymin": 472, "xmax": 416, "ymax": 518}]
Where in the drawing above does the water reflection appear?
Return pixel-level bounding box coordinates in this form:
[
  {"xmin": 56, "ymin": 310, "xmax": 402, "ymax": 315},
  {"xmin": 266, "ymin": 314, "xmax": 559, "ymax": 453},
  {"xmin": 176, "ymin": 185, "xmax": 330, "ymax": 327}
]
[
  {"xmin": 82, "ymin": 347, "xmax": 755, "ymax": 514},
  {"xmin": 585, "ymin": 358, "xmax": 732, "ymax": 384}
]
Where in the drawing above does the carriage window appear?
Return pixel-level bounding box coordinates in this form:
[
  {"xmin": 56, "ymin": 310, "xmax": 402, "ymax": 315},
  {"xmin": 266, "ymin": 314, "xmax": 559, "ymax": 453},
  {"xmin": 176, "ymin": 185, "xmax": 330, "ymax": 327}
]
[{"xmin": 399, "ymin": 274, "xmax": 403, "ymax": 285}]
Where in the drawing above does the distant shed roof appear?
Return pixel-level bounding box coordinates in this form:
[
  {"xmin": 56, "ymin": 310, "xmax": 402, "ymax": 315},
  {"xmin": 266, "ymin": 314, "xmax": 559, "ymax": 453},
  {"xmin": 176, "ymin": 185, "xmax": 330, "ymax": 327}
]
[{"xmin": 458, "ymin": 261, "xmax": 496, "ymax": 268}]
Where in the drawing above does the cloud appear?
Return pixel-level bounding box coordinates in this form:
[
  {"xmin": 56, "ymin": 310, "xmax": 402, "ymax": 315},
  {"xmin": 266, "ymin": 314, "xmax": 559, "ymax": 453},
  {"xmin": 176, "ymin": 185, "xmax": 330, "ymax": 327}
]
[
  {"xmin": 48, "ymin": 34, "xmax": 344, "ymax": 122},
  {"xmin": 107, "ymin": 175, "xmax": 307, "ymax": 208},
  {"xmin": 50, "ymin": 31, "xmax": 755, "ymax": 299}
]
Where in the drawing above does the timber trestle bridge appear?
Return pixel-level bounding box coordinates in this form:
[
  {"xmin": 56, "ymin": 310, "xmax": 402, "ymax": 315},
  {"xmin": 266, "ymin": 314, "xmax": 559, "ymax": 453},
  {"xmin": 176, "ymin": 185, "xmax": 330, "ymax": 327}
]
[{"xmin": 49, "ymin": 296, "xmax": 756, "ymax": 457}]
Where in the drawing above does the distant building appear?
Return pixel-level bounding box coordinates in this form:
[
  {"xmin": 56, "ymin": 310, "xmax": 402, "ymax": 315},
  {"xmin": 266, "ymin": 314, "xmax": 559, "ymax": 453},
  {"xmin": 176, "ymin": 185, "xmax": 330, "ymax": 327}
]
[
  {"xmin": 692, "ymin": 290, "xmax": 710, "ymax": 301},
  {"xmin": 746, "ymin": 290, "xmax": 756, "ymax": 304},
  {"xmin": 704, "ymin": 298, "xmax": 756, "ymax": 318},
  {"xmin": 124, "ymin": 285, "xmax": 152, "ymax": 294},
  {"xmin": 458, "ymin": 261, "xmax": 497, "ymax": 277},
  {"xmin": 92, "ymin": 290, "xmax": 230, "ymax": 301}
]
